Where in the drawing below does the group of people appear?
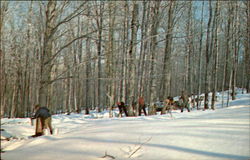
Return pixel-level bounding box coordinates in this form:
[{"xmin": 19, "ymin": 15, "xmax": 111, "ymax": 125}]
[
  {"xmin": 30, "ymin": 91, "xmax": 193, "ymax": 137},
  {"xmin": 116, "ymin": 97, "xmax": 147, "ymax": 117},
  {"xmin": 115, "ymin": 91, "xmax": 193, "ymax": 117}
]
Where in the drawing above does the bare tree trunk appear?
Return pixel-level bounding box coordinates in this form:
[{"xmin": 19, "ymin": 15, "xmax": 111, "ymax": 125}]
[
  {"xmin": 211, "ymin": 0, "xmax": 220, "ymax": 110},
  {"xmin": 136, "ymin": 0, "xmax": 147, "ymax": 101},
  {"xmin": 160, "ymin": 0, "xmax": 174, "ymax": 100},
  {"xmin": 0, "ymin": 1, "xmax": 8, "ymax": 117},
  {"xmin": 227, "ymin": 69, "xmax": 233, "ymax": 107},
  {"xmin": 231, "ymin": 2, "xmax": 239, "ymax": 100},
  {"xmin": 75, "ymin": 15, "xmax": 82, "ymax": 114},
  {"xmin": 106, "ymin": 1, "xmax": 116, "ymax": 116},
  {"xmin": 119, "ymin": 1, "xmax": 129, "ymax": 104},
  {"xmin": 197, "ymin": 1, "xmax": 204, "ymax": 110},
  {"xmin": 22, "ymin": 2, "xmax": 34, "ymax": 117},
  {"xmin": 85, "ymin": 5, "xmax": 91, "ymax": 115},
  {"xmin": 10, "ymin": 85, "xmax": 17, "ymax": 118},
  {"xmin": 139, "ymin": 2, "xmax": 150, "ymax": 100},
  {"xmin": 148, "ymin": 1, "xmax": 161, "ymax": 115},
  {"xmin": 95, "ymin": 1, "xmax": 104, "ymax": 112},
  {"xmin": 244, "ymin": 1, "xmax": 250, "ymax": 93},
  {"xmin": 127, "ymin": 2, "xmax": 139, "ymax": 116},
  {"xmin": 185, "ymin": 1, "xmax": 193, "ymax": 95},
  {"xmin": 65, "ymin": 62, "xmax": 71, "ymax": 114},
  {"xmin": 204, "ymin": 1, "xmax": 213, "ymax": 110},
  {"xmin": 240, "ymin": 49, "xmax": 245, "ymax": 94},
  {"xmin": 39, "ymin": 1, "xmax": 57, "ymax": 107},
  {"xmin": 221, "ymin": 2, "xmax": 233, "ymax": 108}
]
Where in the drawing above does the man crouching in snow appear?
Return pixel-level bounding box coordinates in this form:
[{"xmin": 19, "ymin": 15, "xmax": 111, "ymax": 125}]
[{"xmin": 31, "ymin": 104, "xmax": 53, "ymax": 137}]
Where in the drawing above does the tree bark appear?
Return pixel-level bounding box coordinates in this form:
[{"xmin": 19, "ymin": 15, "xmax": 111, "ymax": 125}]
[
  {"xmin": 85, "ymin": 4, "xmax": 91, "ymax": 115},
  {"xmin": 231, "ymin": 2, "xmax": 239, "ymax": 100},
  {"xmin": 221, "ymin": 2, "xmax": 233, "ymax": 108},
  {"xmin": 148, "ymin": 1, "xmax": 161, "ymax": 115},
  {"xmin": 39, "ymin": 0, "xmax": 57, "ymax": 107},
  {"xmin": 244, "ymin": 1, "xmax": 250, "ymax": 93},
  {"xmin": 197, "ymin": 1, "xmax": 205, "ymax": 110},
  {"xmin": 160, "ymin": 0, "xmax": 174, "ymax": 100},
  {"xmin": 204, "ymin": 1, "xmax": 213, "ymax": 110},
  {"xmin": 211, "ymin": 0, "xmax": 220, "ymax": 110},
  {"xmin": 127, "ymin": 2, "xmax": 139, "ymax": 116},
  {"xmin": 0, "ymin": 1, "xmax": 8, "ymax": 117},
  {"xmin": 106, "ymin": 1, "xmax": 116, "ymax": 116},
  {"xmin": 95, "ymin": 1, "xmax": 104, "ymax": 112}
]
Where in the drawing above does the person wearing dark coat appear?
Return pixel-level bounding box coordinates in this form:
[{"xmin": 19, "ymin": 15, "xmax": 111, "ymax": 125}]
[
  {"xmin": 117, "ymin": 102, "xmax": 128, "ymax": 117},
  {"xmin": 31, "ymin": 104, "xmax": 53, "ymax": 136}
]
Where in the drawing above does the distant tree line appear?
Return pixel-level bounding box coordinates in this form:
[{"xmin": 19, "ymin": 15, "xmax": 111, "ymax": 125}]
[{"xmin": 0, "ymin": 1, "xmax": 249, "ymax": 118}]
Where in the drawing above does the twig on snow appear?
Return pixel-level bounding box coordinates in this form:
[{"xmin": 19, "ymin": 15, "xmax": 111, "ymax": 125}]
[
  {"xmin": 128, "ymin": 137, "xmax": 152, "ymax": 158},
  {"xmin": 101, "ymin": 151, "xmax": 115, "ymax": 159}
]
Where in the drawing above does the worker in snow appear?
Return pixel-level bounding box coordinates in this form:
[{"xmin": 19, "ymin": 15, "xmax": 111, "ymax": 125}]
[
  {"xmin": 117, "ymin": 101, "xmax": 128, "ymax": 117},
  {"xmin": 180, "ymin": 91, "xmax": 190, "ymax": 112},
  {"xmin": 31, "ymin": 104, "xmax": 53, "ymax": 136},
  {"xmin": 138, "ymin": 97, "xmax": 147, "ymax": 116}
]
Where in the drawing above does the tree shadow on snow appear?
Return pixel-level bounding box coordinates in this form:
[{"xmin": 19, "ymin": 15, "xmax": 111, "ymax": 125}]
[{"xmin": 68, "ymin": 136, "xmax": 250, "ymax": 160}]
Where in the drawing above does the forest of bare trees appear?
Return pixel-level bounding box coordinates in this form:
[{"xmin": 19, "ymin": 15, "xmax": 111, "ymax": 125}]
[{"xmin": 0, "ymin": 1, "xmax": 249, "ymax": 118}]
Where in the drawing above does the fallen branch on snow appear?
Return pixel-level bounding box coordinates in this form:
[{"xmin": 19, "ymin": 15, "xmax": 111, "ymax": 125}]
[
  {"xmin": 128, "ymin": 137, "xmax": 152, "ymax": 158},
  {"xmin": 101, "ymin": 151, "xmax": 115, "ymax": 159}
]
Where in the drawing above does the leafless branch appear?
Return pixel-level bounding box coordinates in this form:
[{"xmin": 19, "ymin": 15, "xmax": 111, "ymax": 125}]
[
  {"xmin": 52, "ymin": 1, "xmax": 88, "ymax": 33},
  {"xmin": 44, "ymin": 29, "xmax": 97, "ymax": 65},
  {"xmin": 128, "ymin": 137, "xmax": 152, "ymax": 158},
  {"xmin": 49, "ymin": 76, "xmax": 74, "ymax": 84}
]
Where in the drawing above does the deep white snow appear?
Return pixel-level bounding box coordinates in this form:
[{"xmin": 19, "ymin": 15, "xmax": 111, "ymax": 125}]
[{"xmin": 1, "ymin": 89, "xmax": 250, "ymax": 160}]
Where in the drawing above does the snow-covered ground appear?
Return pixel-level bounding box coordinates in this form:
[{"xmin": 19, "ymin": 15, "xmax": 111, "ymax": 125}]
[{"xmin": 1, "ymin": 89, "xmax": 250, "ymax": 160}]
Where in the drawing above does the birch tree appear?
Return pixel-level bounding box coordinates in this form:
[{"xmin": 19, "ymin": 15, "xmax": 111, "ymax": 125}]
[
  {"xmin": 196, "ymin": 1, "xmax": 205, "ymax": 109},
  {"xmin": 211, "ymin": 0, "xmax": 220, "ymax": 110},
  {"xmin": 221, "ymin": 2, "xmax": 233, "ymax": 107},
  {"xmin": 127, "ymin": 2, "xmax": 139, "ymax": 116},
  {"xmin": 148, "ymin": 1, "xmax": 161, "ymax": 108},
  {"xmin": 160, "ymin": 0, "xmax": 175, "ymax": 100}
]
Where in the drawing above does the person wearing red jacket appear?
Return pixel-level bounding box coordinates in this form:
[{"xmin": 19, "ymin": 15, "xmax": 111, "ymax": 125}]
[{"xmin": 138, "ymin": 97, "xmax": 147, "ymax": 116}]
